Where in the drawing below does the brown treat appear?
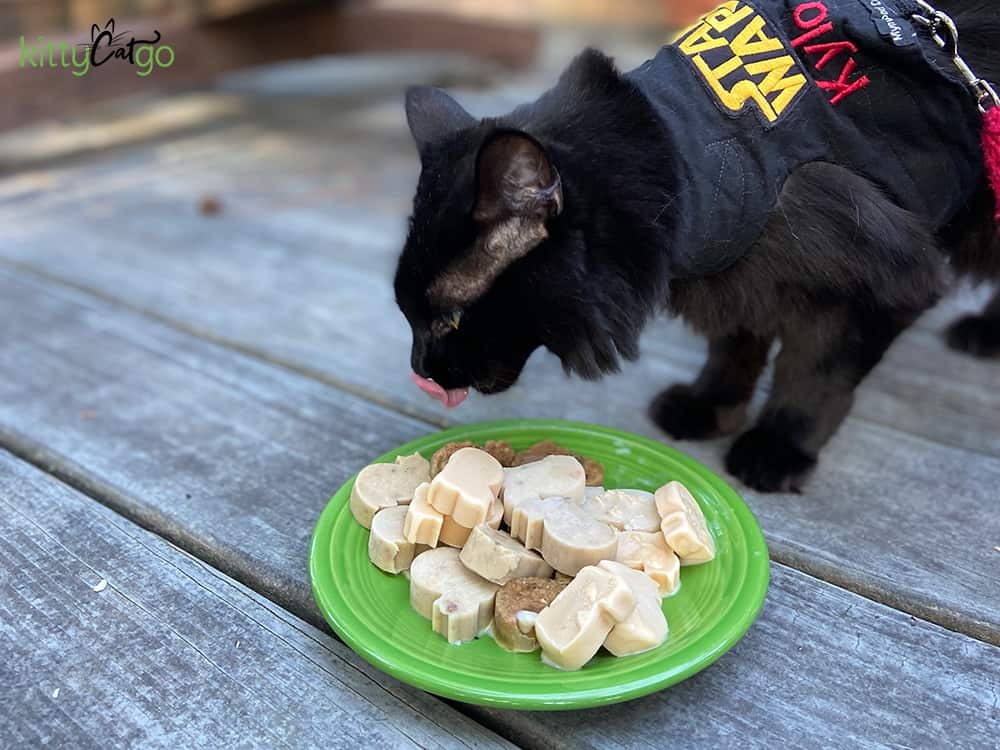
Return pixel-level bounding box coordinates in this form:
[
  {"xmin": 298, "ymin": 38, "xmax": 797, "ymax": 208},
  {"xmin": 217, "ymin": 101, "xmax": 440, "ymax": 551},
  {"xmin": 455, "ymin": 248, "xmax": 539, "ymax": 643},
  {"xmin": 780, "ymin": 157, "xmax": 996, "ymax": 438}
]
[
  {"xmin": 198, "ymin": 195, "xmax": 222, "ymax": 216},
  {"xmin": 483, "ymin": 439, "xmax": 516, "ymax": 467},
  {"xmin": 512, "ymin": 440, "xmax": 605, "ymax": 486},
  {"xmin": 430, "ymin": 441, "xmax": 475, "ymax": 476},
  {"xmin": 493, "ymin": 577, "xmax": 569, "ymax": 653},
  {"xmin": 579, "ymin": 457, "xmax": 605, "ymax": 487}
]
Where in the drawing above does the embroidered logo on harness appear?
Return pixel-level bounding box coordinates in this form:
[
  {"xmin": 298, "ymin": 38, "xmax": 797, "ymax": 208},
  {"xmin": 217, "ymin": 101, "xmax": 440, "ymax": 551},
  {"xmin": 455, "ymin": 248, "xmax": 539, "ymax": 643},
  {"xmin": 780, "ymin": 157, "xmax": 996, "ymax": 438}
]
[{"xmin": 677, "ymin": 1, "xmax": 807, "ymax": 126}]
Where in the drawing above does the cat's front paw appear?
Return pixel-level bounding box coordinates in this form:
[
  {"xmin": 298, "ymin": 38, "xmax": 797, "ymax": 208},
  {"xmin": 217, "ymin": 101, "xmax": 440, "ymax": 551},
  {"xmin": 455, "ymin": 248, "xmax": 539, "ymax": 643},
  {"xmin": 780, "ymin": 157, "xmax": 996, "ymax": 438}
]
[
  {"xmin": 649, "ymin": 384, "xmax": 731, "ymax": 441},
  {"xmin": 725, "ymin": 427, "xmax": 816, "ymax": 493},
  {"xmin": 945, "ymin": 315, "xmax": 1000, "ymax": 358}
]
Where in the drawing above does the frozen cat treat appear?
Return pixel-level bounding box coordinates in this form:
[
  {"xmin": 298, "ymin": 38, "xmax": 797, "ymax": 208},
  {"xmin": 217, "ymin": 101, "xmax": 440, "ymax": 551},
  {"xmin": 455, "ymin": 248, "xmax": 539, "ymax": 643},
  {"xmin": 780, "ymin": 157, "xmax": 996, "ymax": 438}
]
[
  {"xmin": 511, "ymin": 497, "xmax": 618, "ymax": 576},
  {"xmin": 350, "ymin": 453, "xmax": 430, "ymax": 529},
  {"xmin": 369, "ymin": 506, "xmax": 426, "ymax": 574},
  {"xmin": 410, "ymin": 547, "xmax": 499, "ymax": 643},
  {"xmin": 578, "ymin": 489, "xmax": 661, "ymax": 532},
  {"xmin": 403, "ymin": 482, "xmax": 443, "ymax": 546},
  {"xmin": 502, "ymin": 455, "xmax": 586, "ymax": 525},
  {"xmin": 616, "ymin": 530, "xmax": 681, "ymax": 596},
  {"xmin": 460, "ymin": 524, "xmax": 554, "ymax": 585},
  {"xmin": 597, "ymin": 561, "xmax": 668, "ymax": 656},
  {"xmin": 428, "ymin": 447, "xmax": 504, "ymax": 527},
  {"xmin": 439, "ymin": 497, "xmax": 503, "ymax": 548},
  {"xmin": 431, "ymin": 440, "xmax": 516, "ymax": 476},
  {"xmin": 655, "ymin": 481, "xmax": 716, "ymax": 565},
  {"xmin": 512, "ymin": 440, "xmax": 605, "ymax": 486},
  {"xmin": 351, "ymin": 435, "xmax": 714, "ymax": 665},
  {"xmin": 493, "ymin": 576, "xmax": 568, "ymax": 653},
  {"xmin": 534, "ymin": 565, "xmax": 636, "ymax": 670},
  {"xmin": 431, "ymin": 441, "xmax": 475, "ymax": 476},
  {"xmin": 483, "ymin": 440, "xmax": 516, "ymax": 468}
]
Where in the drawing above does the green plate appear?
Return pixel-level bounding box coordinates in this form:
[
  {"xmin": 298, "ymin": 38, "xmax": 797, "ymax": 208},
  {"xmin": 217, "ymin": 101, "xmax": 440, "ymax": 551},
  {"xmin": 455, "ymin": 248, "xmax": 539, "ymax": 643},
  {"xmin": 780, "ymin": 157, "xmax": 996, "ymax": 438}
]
[{"xmin": 309, "ymin": 419, "xmax": 769, "ymax": 710}]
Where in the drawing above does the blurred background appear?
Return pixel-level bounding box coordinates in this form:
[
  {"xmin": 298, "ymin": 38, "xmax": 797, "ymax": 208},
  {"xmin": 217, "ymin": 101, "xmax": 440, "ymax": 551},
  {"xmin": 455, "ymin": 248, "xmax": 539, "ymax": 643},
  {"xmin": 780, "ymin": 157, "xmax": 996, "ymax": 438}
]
[{"xmin": 0, "ymin": 0, "xmax": 720, "ymax": 135}]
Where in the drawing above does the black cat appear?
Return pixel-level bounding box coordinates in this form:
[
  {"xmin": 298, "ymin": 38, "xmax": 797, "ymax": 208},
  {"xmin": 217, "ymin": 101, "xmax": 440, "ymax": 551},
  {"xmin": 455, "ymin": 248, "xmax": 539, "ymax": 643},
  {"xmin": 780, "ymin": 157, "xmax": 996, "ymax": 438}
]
[{"xmin": 394, "ymin": 0, "xmax": 1000, "ymax": 493}]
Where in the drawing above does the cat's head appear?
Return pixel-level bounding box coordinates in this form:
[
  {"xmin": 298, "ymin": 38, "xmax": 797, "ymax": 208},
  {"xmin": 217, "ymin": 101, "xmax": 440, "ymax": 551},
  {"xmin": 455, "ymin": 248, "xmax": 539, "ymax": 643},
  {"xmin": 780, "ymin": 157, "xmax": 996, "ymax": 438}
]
[{"xmin": 394, "ymin": 56, "xmax": 660, "ymax": 406}]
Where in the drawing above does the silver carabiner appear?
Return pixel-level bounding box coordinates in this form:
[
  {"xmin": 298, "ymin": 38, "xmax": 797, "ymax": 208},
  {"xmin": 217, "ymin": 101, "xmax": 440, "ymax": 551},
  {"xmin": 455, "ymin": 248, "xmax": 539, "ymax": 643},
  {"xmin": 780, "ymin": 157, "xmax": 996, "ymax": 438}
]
[{"xmin": 912, "ymin": 0, "xmax": 999, "ymax": 112}]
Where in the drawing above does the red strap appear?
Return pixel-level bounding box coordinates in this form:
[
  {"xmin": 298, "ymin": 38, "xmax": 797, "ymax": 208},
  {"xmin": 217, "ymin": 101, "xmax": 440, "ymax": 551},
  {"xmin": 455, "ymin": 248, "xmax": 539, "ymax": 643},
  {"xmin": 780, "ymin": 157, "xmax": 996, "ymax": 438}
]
[{"xmin": 982, "ymin": 107, "xmax": 1000, "ymax": 220}]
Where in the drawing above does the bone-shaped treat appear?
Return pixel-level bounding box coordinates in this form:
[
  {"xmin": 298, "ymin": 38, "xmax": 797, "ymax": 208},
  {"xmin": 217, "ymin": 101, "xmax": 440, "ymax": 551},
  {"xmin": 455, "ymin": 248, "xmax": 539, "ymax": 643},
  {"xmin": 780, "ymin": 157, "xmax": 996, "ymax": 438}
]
[
  {"xmin": 510, "ymin": 497, "xmax": 618, "ymax": 576},
  {"xmin": 350, "ymin": 453, "xmax": 430, "ymax": 529},
  {"xmin": 409, "ymin": 547, "xmax": 499, "ymax": 643},
  {"xmin": 578, "ymin": 489, "xmax": 661, "ymax": 532},
  {"xmin": 406, "ymin": 484, "xmax": 502, "ymax": 548},
  {"xmin": 616, "ymin": 530, "xmax": 681, "ymax": 596},
  {"xmin": 427, "ymin": 447, "xmax": 504, "ymax": 528},
  {"xmin": 534, "ymin": 564, "xmax": 636, "ymax": 670},
  {"xmin": 402, "ymin": 482, "xmax": 441, "ymax": 546},
  {"xmin": 459, "ymin": 525, "xmax": 554, "ymax": 585},
  {"xmin": 597, "ymin": 560, "xmax": 668, "ymax": 656},
  {"xmin": 654, "ymin": 481, "xmax": 716, "ymax": 565},
  {"xmin": 501, "ymin": 455, "xmax": 586, "ymax": 526},
  {"xmin": 368, "ymin": 505, "xmax": 427, "ymax": 574}
]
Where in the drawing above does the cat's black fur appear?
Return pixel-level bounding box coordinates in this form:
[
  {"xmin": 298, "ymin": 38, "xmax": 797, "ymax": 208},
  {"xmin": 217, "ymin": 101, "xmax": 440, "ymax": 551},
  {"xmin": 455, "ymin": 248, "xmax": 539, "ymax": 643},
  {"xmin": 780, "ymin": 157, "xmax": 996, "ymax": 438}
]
[{"xmin": 394, "ymin": 0, "xmax": 1000, "ymax": 493}]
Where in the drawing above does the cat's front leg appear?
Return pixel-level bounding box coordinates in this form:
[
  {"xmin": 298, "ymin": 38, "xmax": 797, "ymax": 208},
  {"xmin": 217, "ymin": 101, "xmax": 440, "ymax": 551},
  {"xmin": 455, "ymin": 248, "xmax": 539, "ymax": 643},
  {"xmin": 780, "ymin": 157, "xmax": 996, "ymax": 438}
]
[
  {"xmin": 725, "ymin": 305, "xmax": 917, "ymax": 493},
  {"xmin": 649, "ymin": 329, "xmax": 771, "ymax": 440}
]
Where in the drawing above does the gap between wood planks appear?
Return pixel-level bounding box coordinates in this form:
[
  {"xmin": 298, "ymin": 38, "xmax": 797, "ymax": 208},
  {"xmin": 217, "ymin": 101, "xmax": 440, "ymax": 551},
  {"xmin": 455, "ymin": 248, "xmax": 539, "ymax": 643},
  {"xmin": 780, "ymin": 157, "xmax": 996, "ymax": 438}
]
[{"xmin": 0, "ymin": 254, "xmax": 997, "ymax": 650}]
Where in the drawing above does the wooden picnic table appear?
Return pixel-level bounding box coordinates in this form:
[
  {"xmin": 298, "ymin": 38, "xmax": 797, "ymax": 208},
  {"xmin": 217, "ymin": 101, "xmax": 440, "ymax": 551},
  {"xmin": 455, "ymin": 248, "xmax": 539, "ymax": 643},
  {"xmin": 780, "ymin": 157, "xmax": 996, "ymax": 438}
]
[{"xmin": 1, "ymin": 42, "xmax": 998, "ymax": 749}]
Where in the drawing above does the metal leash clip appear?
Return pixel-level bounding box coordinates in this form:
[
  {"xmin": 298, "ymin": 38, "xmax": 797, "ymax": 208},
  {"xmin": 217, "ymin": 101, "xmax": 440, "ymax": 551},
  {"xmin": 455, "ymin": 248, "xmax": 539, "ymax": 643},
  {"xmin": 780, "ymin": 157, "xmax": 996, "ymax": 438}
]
[{"xmin": 912, "ymin": 0, "xmax": 1000, "ymax": 113}]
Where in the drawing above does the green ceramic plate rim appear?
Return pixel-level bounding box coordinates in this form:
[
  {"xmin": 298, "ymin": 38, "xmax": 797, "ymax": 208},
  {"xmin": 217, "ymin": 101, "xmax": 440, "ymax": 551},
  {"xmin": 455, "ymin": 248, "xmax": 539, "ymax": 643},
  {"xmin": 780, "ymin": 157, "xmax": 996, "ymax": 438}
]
[{"xmin": 309, "ymin": 418, "xmax": 770, "ymax": 710}]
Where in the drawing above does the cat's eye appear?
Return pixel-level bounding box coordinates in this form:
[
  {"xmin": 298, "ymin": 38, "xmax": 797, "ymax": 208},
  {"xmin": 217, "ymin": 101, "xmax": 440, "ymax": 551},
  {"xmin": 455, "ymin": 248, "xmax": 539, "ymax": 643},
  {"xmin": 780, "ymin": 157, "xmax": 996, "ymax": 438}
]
[{"xmin": 431, "ymin": 309, "xmax": 463, "ymax": 338}]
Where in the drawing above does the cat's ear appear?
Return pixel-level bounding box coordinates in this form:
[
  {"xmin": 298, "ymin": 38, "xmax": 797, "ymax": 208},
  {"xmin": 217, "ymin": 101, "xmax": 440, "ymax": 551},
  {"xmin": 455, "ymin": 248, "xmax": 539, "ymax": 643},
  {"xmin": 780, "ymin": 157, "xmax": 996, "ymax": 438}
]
[
  {"xmin": 473, "ymin": 132, "xmax": 562, "ymax": 223},
  {"xmin": 405, "ymin": 86, "xmax": 475, "ymax": 156},
  {"xmin": 427, "ymin": 132, "xmax": 561, "ymax": 308}
]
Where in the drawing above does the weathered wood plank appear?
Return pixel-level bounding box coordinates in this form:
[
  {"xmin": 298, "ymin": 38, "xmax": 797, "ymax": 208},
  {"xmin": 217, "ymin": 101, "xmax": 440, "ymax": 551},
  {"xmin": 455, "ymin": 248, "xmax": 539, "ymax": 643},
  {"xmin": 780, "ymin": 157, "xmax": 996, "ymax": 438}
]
[
  {"xmin": 0, "ymin": 119, "xmax": 998, "ymax": 643},
  {"xmin": 468, "ymin": 563, "xmax": 1000, "ymax": 750},
  {"xmin": 0, "ymin": 451, "xmax": 514, "ymax": 750},
  {"xmin": 0, "ymin": 270, "xmax": 998, "ymax": 748},
  {"xmin": 0, "ymin": 268, "xmax": 434, "ymax": 617}
]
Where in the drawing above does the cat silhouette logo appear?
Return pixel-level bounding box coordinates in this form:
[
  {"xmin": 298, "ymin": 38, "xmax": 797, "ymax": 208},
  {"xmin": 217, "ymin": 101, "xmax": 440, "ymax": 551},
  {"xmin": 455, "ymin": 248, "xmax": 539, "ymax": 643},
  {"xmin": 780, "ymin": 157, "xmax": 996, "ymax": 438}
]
[{"xmin": 677, "ymin": 0, "xmax": 807, "ymax": 127}]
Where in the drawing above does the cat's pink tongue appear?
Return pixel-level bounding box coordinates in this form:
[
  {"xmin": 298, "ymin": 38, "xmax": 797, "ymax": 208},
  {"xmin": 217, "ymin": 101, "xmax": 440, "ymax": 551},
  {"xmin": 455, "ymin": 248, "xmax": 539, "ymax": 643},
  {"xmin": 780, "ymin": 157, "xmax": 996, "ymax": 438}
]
[{"xmin": 410, "ymin": 372, "xmax": 468, "ymax": 409}]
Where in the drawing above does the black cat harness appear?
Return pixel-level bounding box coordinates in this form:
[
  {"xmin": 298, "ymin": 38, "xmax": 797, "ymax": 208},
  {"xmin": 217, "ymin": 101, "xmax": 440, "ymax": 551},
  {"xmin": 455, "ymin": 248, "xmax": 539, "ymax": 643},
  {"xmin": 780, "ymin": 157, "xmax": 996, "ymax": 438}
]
[{"xmin": 626, "ymin": 0, "xmax": 999, "ymax": 277}]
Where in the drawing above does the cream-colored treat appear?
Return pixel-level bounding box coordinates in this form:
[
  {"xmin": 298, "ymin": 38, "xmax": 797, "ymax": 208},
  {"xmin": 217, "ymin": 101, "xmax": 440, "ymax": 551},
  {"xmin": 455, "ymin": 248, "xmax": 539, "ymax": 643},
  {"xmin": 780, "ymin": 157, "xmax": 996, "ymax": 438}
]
[
  {"xmin": 655, "ymin": 481, "xmax": 716, "ymax": 565},
  {"xmin": 438, "ymin": 515, "xmax": 473, "ymax": 548},
  {"xmin": 512, "ymin": 497, "xmax": 618, "ymax": 576},
  {"xmin": 428, "ymin": 447, "xmax": 504, "ymax": 528},
  {"xmin": 578, "ymin": 489, "xmax": 660, "ymax": 532},
  {"xmin": 512, "ymin": 440, "xmax": 605, "ymax": 486},
  {"xmin": 403, "ymin": 483, "xmax": 443, "ymax": 547},
  {"xmin": 439, "ymin": 497, "xmax": 502, "ymax": 548},
  {"xmin": 460, "ymin": 525, "xmax": 554, "ymax": 584},
  {"xmin": 409, "ymin": 547, "xmax": 499, "ymax": 643},
  {"xmin": 369, "ymin": 506, "xmax": 425, "ymax": 574},
  {"xmin": 616, "ymin": 530, "xmax": 681, "ymax": 596},
  {"xmin": 493, "ymin": 577, "xmax": 568, "ymax": 652},
  {"xmin": 597, "ymin": 560, "xmax": 668, "ymax": 656},
  {"xmin": 584, "ymin": 486, "xmax": 605, "ymax": 499},
  {"xmin": 534, "ymin": 565, "xmax": 636, "ymax": 670},
  {"xmin": 350, "ymin": 453, "xmax": 430, "ymax": 529},
  {"xmin": 501, "ymin": 455, "xmax": 586, "ymax": 525}
]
